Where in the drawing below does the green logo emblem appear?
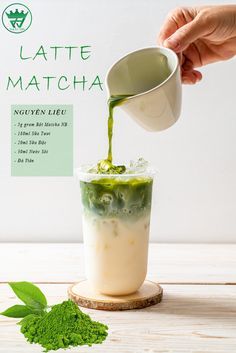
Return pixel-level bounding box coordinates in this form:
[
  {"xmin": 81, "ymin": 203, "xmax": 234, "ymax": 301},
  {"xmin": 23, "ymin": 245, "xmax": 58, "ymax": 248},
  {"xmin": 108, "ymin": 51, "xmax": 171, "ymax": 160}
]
[{"xmin": 2, "ymin": 3, "xmax": 32, "ymax": 33}]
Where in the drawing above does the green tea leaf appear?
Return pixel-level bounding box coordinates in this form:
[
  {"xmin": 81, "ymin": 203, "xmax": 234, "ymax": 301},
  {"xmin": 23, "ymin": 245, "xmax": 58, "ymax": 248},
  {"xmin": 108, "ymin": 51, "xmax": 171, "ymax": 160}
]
[
  {"xmin": 9, "ymin": 282, "xmax": 47, "ymax": 310},
  {"xmin": 1, "ymin": 304, "xmax": 33, "ymax": 318}
]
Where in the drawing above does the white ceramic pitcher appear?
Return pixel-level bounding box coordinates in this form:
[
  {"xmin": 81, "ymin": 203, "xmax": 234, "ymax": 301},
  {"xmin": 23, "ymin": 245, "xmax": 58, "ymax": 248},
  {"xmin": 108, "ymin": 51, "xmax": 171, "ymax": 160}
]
[{"xmin": 105, "ymin": 46, "xmax": 181, "ymax": 131}]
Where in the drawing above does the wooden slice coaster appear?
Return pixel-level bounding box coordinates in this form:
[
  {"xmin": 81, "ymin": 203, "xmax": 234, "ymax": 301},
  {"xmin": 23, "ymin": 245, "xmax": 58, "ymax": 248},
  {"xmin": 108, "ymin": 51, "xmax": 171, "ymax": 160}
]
[{"xmin": 68, "ymin": 280, "xmax": 163, "ymax": 311}]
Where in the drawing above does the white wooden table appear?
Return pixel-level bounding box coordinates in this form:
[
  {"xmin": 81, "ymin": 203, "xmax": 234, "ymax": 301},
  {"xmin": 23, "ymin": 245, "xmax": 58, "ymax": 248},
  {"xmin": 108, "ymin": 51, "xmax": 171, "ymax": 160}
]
[{"xmin": 0, "ymin": 243, "xmax": 236, "ymax": 353}]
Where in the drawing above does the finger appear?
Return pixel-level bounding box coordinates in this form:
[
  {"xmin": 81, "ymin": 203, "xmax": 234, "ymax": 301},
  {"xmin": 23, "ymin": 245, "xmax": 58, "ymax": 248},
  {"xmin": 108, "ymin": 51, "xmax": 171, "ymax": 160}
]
[
  {"xmin": 182, "ymin": 70, "xmax": 202, "ymax": 84},
  {"xmin": 182, "ymin": 43, "xmax": 203, "ymax": 68},
  {"xmin": 192, "ymin": 70, "xmax": 202, "ymax": 81},
  {"xmin": 182, "ymin": 71, "xmax": 202, "ymax": 84},
  {"xmin": 158, "ymin": 7, "xmax": 188, "ymax": 45},
  {"xmin": 164, "ymin": 15, "xmax": 210, "ymax": 53},
  {"xmin": 181, "ymin": 55, "xmax": 193, "ymax": 71},
  {"xmin": 158, "ymin": 15, "xmax": 178, "ymax": 45}
]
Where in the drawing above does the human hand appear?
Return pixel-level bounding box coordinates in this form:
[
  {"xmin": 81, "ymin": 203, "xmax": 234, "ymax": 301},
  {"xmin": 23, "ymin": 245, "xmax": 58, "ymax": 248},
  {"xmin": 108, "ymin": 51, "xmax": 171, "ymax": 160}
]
[{"xmin": 158, "ymin": 5, "xmax": 236, "ymax": 84}]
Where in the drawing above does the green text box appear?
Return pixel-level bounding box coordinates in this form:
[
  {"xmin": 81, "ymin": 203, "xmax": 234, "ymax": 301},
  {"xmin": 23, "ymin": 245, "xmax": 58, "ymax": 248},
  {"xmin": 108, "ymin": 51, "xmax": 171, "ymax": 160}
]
[{"xmin": 11, "ymin": 105, "xmax": 73, "ymax": 176}]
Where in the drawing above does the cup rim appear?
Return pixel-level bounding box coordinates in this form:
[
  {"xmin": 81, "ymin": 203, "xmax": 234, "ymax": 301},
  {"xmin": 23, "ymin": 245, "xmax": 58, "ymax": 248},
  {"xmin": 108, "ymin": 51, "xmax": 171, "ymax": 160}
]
[
  {"xmin": 105, "ymin": 45, "xmax": 179, "ymax": 100},
  {"xmin": 75, "ymin": 165, "xmax": 156, "ymax": 180}
]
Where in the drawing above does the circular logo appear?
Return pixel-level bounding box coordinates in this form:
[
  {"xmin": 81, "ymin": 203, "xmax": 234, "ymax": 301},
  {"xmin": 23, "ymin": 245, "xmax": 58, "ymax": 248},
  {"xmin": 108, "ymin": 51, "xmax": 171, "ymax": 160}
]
[{"xmin": 2, "ymin": 3, "xmax": 32, "ymax": 33}]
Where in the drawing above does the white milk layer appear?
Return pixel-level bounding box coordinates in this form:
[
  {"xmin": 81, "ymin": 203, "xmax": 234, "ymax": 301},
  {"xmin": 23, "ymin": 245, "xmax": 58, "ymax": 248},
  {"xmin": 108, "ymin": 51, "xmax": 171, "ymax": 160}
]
[{"xmin": 83, "ymin": 215, "xmax": 150, "ymax": 295}]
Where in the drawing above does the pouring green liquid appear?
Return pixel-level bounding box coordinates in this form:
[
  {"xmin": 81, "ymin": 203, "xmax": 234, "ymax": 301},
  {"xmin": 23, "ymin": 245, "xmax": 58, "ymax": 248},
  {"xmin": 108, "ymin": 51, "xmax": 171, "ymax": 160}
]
[{"xmin": 97, "ymin": 94, "xmax": 133, "ymax": 174}]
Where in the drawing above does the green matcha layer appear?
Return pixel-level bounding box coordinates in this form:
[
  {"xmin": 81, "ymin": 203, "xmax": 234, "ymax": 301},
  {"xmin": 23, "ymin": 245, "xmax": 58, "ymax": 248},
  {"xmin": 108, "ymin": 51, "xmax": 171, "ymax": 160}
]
[{"xmin": 80, "ymin": 177, "xmax": 153, "ymax": 220}]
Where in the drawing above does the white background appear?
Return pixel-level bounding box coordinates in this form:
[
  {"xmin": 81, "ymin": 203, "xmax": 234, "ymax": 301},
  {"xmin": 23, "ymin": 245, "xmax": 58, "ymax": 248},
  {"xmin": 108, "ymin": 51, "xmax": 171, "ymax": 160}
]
[{"xmin": 0, "ymin": 0, "xmax": 236, "ymax": 243}]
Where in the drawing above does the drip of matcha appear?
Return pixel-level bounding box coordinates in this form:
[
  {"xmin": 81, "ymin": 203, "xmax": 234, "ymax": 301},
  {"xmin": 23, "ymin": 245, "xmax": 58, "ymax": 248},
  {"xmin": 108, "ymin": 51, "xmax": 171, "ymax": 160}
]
[{"xmin": 96, "ymin": 94, "xmax": 133, "ymax": 174}]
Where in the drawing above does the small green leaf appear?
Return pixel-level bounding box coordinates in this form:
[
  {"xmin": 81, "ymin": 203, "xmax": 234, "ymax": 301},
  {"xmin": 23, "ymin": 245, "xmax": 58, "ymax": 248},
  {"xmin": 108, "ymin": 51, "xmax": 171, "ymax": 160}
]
[
  {"xmin": 9, "ymin": 282, "xmax": 47, "ymax": 310},
  {"xmin": 1, "ymin": 305, "xmax": 33, "ymax": 318}
]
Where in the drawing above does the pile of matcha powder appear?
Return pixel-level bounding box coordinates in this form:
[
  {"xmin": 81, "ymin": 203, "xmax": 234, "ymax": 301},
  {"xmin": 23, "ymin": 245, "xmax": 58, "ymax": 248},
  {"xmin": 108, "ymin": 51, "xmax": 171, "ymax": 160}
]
[
  {"xmin": 20, "ymin": 300, "xmax": 108, "ymax": 351},
  {"xmin": 1, "ymin": 282, "xmax": 108, "ymax": 351}
]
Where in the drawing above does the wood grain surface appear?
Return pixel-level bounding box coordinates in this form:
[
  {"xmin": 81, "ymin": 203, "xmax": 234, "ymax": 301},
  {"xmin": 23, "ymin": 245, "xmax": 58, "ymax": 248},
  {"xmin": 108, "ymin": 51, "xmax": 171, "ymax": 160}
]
[{"xmin": 0, "ymin": 243, "xmax": 236, "ymax": 352}]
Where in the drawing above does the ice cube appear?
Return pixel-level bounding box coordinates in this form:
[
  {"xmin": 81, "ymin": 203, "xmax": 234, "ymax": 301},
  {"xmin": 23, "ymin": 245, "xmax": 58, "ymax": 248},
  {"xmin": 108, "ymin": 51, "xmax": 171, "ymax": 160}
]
[{"xmin": 127, "ymin": 158, "xmax": 148, "ymax": 174}]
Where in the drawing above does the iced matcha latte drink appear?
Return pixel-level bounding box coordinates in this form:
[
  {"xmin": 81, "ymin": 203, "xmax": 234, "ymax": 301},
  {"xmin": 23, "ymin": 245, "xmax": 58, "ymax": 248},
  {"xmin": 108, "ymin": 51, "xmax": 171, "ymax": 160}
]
[
  {"xmin": 78, "ymin": 166, "xmax": 154, "ymax": 295},
  {"xmin": 78, "ymin": 89, "xmax": 155, "ymax": 295}
]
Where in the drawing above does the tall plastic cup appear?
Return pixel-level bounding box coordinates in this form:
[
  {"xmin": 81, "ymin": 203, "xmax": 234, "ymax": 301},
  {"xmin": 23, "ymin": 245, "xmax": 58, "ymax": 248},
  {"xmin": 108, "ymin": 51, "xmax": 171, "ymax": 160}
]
[{"xmin": 77, "ymin": 168, "xmax": 155, "ymax": 295}]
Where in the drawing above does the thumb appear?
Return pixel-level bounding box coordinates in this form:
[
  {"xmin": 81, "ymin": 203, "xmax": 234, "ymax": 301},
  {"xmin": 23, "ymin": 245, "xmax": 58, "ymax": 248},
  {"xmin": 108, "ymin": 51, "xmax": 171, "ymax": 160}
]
[{"xmin": 164, "ymin": 16, "xmax": 208, "ymax": 52}]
